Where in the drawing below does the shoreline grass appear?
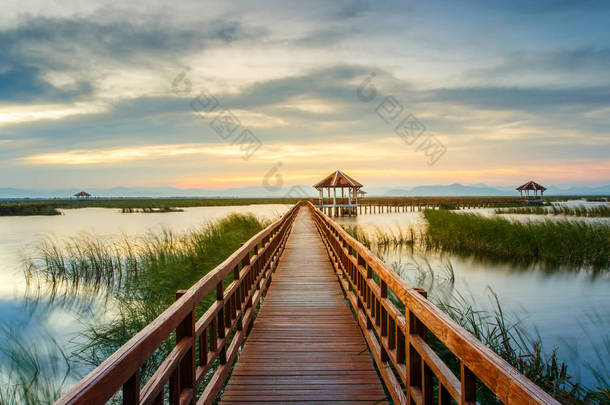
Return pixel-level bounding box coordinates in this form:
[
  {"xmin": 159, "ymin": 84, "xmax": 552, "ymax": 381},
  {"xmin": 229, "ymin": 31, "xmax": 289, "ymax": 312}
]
[
  {"xmin": 496, "ymin": 204, "xmax": 610, "ymax": 217},
  {"xmin": 0, "ymin": 202, "xmax": 62, "ymax": 216},
  {"xmin": 423, "ymin": 210, "xmax": 609, "ymax": 268},
  {"xmin": 1, "ymin": 197, "xmax": 307, "ymax": 215},
  {"xmin": 11, "ymin": 213, "xmax": 271, "ymax": 403}
]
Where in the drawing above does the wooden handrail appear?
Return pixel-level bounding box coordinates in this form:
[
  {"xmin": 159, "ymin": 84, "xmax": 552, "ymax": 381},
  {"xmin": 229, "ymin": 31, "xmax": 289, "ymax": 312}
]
[
  {"xmin": 55, "ymin": 202, "xmax": 301, "ymax": 405},
  {"xmin": 307, "ymin": 201, "xmax": 560, "ymax": 405}
]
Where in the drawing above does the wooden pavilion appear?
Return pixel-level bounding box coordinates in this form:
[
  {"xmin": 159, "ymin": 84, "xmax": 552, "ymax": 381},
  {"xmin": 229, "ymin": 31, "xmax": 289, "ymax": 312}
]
[
  {"xmin": 74, "ymin": 191, "xmax": 91, "ymax": 200},
  {"xmin": 516, "ymin": 181, "xmax": 546, "ymax": 201},
  {"xmin": 313, "ymin": 170, "xmax": 363, "ymax": 216}
]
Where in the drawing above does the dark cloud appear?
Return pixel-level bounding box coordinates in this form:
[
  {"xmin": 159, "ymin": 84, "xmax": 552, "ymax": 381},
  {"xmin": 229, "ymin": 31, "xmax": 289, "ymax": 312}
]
[
  {"xmin": 0, "ymin": 15, "xmax": 266, "ymax": 103},
  {"xmin": 428, "ymin": 85, "xmax": 610, "ymax": 110},
  {"xmin": 488, "ymin": 0, "xmax": 610, "ymax": 14},
  {"xmin": 472, "ymin": 47, "xmax": 610, "ymax": 78},
  {"xmin": 0, "ymin": 63, "xmax": 92, "ymax": 102}
]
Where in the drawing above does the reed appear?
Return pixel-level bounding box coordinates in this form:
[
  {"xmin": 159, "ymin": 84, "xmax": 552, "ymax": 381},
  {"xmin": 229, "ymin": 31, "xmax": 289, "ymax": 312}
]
[
  {"xmin": 434, "ymin": 291, "xmax": 607, "ymax": 404},
  {"xmin": 496, "ymin": 204, "xmax": 610, "ymax": 217},
  {"xmin": 17, "ymin": 213, "xmax": 271, "ymax": 403},
  {"xmin": 0, "ymin": 324, "xmax": 72, "ymax": 405},
  {"xmin": 342, "ymin": 224, "xmax": 422, "ymax": 249},
  {"xmin": 424, "ymin": 210, "xmax": 610, "ymax": 268}
]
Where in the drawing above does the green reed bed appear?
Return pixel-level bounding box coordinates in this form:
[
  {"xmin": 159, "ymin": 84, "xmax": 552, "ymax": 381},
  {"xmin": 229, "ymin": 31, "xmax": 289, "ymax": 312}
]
[
  {"xmin": 342, "ymin": 224, "xmax": 421, "ymax": 250},
  {"xmin": 0, "ymin": 202, "xmax": 62, "ymax": 216},
  {"xmin": 6, "ymin": 213, "xmax": 270, "ymax": 403},
  {"xmin": 496, "ymin": 204, "xmax": 610, "ymax": 217},
  {"xmin": 424, "ymin": 210, "xmax": 610, "ymax": 268}
]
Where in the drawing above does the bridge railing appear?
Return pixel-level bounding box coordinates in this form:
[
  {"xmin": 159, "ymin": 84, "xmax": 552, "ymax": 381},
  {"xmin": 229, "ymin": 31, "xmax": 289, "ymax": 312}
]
[
  {"xmin": 308, "ymin": 201, "xmax": 559, "ymax": 405},
  {"xmin": 56, "ymin": 203, "xmax": 301, "ymax": 405}
]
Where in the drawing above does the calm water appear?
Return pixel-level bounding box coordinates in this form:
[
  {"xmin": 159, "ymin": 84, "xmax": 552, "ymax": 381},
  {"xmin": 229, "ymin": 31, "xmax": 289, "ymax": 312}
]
[
  {"xmin": 0, "ymin": 204, "xmax": 607, "ymax": 394},
  {"xmin": 335, "ymin": 209, "xmax": 610, "ymax": 388}
]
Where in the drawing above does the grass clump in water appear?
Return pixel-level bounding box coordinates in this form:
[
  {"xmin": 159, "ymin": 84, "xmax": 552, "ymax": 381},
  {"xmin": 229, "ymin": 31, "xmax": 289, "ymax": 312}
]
[
  {"xmin": 423, "ymin": 210, "xmax": 609, "ymax": 268},
  {"xmin": 342, "ymin": 224, "xmax": 421, "ymax": 250},
  {"xmin": 497, "ymin": 204, "xmax": 610, "ymax": 217}
]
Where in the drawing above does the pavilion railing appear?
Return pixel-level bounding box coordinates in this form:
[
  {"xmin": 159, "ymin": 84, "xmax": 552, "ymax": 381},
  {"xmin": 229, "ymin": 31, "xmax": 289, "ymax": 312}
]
[
  {"xmin": 55, "ymin": 203, "xmax": 301, "ymax": 405},
  {"xmin": 308, "ymin": 201, "xmax": 559, "ymax": 405}
]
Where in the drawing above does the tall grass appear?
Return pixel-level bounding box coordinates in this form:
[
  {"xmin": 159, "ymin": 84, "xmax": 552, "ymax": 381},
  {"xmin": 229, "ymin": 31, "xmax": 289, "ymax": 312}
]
[
  {"xmin": 12, "ymin": 213, "xmax": 271, "ymax": 403},
  {"xmin": 497, "ymin": 204, "xmax": 610, "ymax": 217},
  {"xmin": 435, "ymin": 291, "xmax": 608, "ymax": 404},
  {"xmin": 0, "ymin": 329, "xmax": 71, "ymax": 405},
  {"xmin": 342, "ymin": 224, "xmax": 422, "ymax": 249},
  {"xmin": 424, "ymin": 210, "xmax": 610, "ymax": 268}
]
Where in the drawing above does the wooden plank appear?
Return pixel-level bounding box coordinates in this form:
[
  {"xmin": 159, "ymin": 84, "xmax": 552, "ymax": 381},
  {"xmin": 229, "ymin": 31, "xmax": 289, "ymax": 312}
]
[{"xmin": 220, "ymin": 209, "xmax": 387, "ymax": 404}]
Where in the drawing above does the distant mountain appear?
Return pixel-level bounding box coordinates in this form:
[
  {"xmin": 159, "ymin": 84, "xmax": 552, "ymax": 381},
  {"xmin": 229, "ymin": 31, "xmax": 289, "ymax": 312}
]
[
  {"xmin": 0, "ymin": 185, "xmax": 318, "ymax": 199},
  {"xmin": 385, "ymin": 183, "xmax": 507, "ymax": 197},
  {"xmin": 384, "ymin": 183, "xmax": 610, "ymax": 197},
  {"xmin": 1, "ymin": 183, "xmax": 609, "ymax": 199}
]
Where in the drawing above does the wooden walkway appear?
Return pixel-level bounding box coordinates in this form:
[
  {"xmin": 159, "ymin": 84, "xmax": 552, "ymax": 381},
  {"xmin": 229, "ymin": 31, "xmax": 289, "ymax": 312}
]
[
  {"xmin": 220, "ymin": 209, "xmax": 388, "ymax": 404},
  {"xmin": 55, "ymin": 202, "xmax": 560, "ymax": 405}
]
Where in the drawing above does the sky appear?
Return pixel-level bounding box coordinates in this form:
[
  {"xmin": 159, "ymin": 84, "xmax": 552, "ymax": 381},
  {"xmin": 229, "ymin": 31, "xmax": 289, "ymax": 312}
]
[{"xmin": 1, "ymin": 0, "xmax": 609, "ymax": 194}]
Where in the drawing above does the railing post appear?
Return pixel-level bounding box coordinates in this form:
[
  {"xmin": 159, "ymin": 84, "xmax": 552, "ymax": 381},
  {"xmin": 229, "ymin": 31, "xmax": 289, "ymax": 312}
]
[
  {"xmin": 380, "ymin": 281, "xmax": 389, "ymax": 362},
  {"xmin": 175, "ymin": 289, "xmax": 195, "ymax": 405},
  {"xmin": 461, "ymin": 363, "xmax": 477, "ymax": 405},
  {"xmin": 407, "ymin": 288, "xmax": 427, "ymax": 404},
  {"xmin": 122, "ymin": 369, "xmax": 140, "ymax": 405},
  {"xmin": 216, "ymin": 281, "xmax": 227, "ymax": 365}
]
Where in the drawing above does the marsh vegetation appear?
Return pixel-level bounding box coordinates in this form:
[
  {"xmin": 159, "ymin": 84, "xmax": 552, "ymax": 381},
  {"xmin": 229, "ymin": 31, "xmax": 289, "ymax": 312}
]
[
  {"xmin": 2, "ymin": 213, "xmax": 270, "ymax": 403},
  {"xmin": 0, "ymin": 197, "xmax": 306, "ymax": 216},
  {"xmin": 497, "ymin": 204, "xmax": 610, "ymax": 217},
  {"xmin": 0, "ymin": 202, "xmax": 62, "ymax": 216},
  {"xmin": 424, "ymin": 210, "xmax": 609, "ymax": 268}
]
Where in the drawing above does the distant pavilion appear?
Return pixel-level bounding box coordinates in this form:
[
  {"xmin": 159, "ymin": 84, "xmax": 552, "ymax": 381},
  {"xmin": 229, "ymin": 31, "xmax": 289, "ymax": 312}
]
[
  {"xmin": 516, "ymin": 181, "xmax": 546, "ymax": 201},
  {"xmin": 313, "ymin": 170, "xmax": 363, "ymax": 216},
  {"xmin": 74, "ymin": 191, "xmax": 91, "ymax": 200}
]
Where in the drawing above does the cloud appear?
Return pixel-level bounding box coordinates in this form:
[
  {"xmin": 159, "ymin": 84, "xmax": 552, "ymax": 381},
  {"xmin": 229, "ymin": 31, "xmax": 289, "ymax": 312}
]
[
  {"xmin": 0, "ymin": 102, "xmax": 107, "ymax": 125},
  {"xmin": 470, "ymin": 47, "xmax": 610, "ymax": 81},
  {"xmin": 0, "ymin": 15, "xmax": 266, "ymax": 103},
  {"xmin": 427, "ymin": 85, "xmax": 610, "ymax": 111},
  {"xmin": 20, "ymin": 143, "xmax": 239, "ymax": 165}
]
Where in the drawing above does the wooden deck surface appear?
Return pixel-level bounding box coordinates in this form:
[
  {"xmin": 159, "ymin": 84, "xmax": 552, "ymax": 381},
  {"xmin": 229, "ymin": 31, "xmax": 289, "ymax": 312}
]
[{"xmin": 220, "ymin": 209, "xmax": 388, "ymax": 404}]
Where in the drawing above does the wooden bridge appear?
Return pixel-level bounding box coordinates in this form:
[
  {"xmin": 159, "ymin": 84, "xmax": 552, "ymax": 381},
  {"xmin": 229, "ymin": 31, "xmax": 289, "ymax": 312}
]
[{"xmin": 56, "ymin": 202, "xmax": 559, "ymax": 405}]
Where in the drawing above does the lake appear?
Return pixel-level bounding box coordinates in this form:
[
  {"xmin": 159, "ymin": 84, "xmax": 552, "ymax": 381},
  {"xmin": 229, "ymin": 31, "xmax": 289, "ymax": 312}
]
[{"xmin": 0, "ymin": 204, "xmax": 607, "ymax": 394}]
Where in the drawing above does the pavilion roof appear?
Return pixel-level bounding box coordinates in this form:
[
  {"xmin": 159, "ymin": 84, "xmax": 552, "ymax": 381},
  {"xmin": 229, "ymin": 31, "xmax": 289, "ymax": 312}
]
[
  {"xmin": 516, "ymin": 181, "xmax": 547, "ymax": 191},
  {"xmin": 74, "ymin": 191, "xmax": 91, "ymax": 197},
  {"xmin": 313, "ymin": 170, "xmax": 363, "ymax": 189}
]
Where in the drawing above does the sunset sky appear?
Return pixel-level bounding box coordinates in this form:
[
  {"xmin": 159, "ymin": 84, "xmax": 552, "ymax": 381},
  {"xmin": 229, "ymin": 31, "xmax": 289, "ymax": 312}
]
[{"xmin": 1, "ymin": 0, "xmax": 609, "ymax": 192}]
